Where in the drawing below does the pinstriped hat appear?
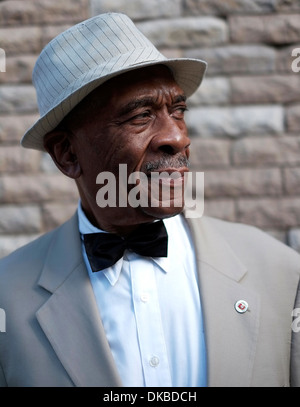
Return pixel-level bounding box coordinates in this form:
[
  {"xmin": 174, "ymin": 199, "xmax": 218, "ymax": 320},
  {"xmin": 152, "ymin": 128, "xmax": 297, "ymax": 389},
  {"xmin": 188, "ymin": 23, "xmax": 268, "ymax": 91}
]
[{"xmin": 21, "ymin": 12, "xmax": 207, "ymax": 151}]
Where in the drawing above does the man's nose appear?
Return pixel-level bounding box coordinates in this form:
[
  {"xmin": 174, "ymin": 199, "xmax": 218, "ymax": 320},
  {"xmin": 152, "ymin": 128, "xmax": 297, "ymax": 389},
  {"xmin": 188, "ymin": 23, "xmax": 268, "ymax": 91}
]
[{"xmin": 149, "ymin": 116, "xmax": 190, "ymax": 155}]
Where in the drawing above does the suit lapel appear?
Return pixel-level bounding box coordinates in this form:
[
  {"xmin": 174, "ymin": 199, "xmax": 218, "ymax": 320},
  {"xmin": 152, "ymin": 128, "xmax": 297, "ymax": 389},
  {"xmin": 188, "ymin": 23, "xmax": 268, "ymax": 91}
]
[
  {"xmin": 186, "ymin": 216, "xmax": 261, "ymax": 387},
  {"xmin": 36, "ymin": 214, "xmax": 122, "ymax": 387}
]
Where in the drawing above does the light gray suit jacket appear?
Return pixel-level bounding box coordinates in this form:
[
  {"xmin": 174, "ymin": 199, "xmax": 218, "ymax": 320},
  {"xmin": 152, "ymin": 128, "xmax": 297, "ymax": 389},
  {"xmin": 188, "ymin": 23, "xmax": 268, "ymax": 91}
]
[{"xmin": 0, "ymin": 213, "xmax": 299, "ymax": 387}]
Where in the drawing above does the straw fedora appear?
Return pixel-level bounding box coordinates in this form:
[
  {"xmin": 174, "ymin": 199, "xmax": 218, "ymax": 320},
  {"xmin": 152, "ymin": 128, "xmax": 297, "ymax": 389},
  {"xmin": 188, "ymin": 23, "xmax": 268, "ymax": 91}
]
[{"xmin": 21, "ymin": 12, "xmax": 207, "ymax": 151}]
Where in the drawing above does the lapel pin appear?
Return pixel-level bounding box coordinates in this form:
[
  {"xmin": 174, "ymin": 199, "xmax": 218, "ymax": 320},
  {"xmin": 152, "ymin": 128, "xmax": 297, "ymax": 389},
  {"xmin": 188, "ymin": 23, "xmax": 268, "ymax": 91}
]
[{"xmin": 235, "ymin": 300, "xmax": 248, "ymax": 313}]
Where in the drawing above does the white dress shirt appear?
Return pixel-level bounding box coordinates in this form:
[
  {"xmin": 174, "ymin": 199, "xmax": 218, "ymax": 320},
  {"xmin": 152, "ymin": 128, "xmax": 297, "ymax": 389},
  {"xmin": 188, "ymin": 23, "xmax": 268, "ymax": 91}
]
[{"xmin": 78, "ymin": 202, "xmax": 207, "ymax": 387}]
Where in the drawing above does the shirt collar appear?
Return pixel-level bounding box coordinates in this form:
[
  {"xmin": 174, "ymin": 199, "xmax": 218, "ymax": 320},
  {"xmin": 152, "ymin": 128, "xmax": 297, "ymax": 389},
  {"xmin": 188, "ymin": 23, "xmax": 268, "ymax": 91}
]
[{"xmin": 77, "ymin": 200, "xmax": 170, "ymax": 285}]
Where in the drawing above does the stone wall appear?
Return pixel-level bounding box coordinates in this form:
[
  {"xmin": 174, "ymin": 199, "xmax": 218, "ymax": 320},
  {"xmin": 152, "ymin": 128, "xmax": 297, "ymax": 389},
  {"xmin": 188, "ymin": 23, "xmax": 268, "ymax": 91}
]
[{"xmin": 0, "ymin": 0, "xmax": 300, "ymax": 257}]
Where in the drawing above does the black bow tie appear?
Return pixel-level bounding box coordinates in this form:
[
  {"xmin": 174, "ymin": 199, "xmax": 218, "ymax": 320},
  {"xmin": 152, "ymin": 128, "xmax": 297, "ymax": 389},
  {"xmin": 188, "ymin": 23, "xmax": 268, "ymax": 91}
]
[{"xmin": 83, "ymin": 220, "xmax": 168, "ymax": 272}]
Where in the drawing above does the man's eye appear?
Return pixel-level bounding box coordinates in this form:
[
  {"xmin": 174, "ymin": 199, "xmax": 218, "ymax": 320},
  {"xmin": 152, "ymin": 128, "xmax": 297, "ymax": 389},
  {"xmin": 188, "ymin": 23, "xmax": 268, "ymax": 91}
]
[
  {"xmin": 134, "ymin": 112, "xmax": 150, "ymax": 119},
  {"xmin": 129, "ymin": 111, "xmax": 151, "ymax": 123},
  {"xmin": 172, "ymin": 106, "xmax": 188, "ymax": 119}
]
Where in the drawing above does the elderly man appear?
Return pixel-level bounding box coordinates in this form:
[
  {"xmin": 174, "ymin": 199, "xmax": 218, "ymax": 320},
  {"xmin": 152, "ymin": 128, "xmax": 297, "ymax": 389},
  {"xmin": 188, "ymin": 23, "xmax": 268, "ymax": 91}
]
[{"xmin": 0, "ymin": 13, "xmax": 299, "ymax": 388}]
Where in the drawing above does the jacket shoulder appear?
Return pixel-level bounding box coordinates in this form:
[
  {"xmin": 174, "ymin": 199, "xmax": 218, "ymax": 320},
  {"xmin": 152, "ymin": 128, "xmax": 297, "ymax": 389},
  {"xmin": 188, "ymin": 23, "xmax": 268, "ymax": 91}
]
[
  {"xmin": 0, "ymin": 213, "xmax": 78, "ymax": 281},
  {"xmin": 191, "ymin": 215, "xmax": 300, "ymax": 270},
  {"xmin": 205, "ymin": 216, "xmax": 294, "ymax": 248}
]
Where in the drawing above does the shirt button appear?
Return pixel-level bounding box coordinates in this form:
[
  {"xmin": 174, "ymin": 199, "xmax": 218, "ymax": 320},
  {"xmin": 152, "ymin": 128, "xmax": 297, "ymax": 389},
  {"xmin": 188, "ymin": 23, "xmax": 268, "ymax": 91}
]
[
  {"xmin": 140, "ymin": 292, "xmax": 150, "ymax": 302},
  {"xmin": 149, "ymin": 356, "xmax": 160, "ymax": 367}
]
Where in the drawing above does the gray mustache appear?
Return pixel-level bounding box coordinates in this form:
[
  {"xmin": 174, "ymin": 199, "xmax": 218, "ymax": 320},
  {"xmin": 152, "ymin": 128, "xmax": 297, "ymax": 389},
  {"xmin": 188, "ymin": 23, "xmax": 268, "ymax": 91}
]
[{"xmin": 144, "ymin": 155, "xmax": 190, "ymax": 174}]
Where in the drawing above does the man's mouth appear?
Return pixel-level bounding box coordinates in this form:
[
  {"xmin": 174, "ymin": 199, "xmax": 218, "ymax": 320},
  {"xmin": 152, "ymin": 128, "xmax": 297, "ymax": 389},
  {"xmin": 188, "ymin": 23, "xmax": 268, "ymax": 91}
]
[
  {"xmin": 146, "ymin": 167, "xmax": 188, "ymax": 187},
  {"xmin": 143, "ymin": 155, "xmax": 190, "ymax": 180}
]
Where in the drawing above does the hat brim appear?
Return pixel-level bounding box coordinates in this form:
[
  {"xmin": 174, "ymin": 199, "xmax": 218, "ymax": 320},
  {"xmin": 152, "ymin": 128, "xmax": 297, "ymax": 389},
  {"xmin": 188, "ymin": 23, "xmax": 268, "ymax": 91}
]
[{"xmin": 21, "ymin": 58, "xmax": 207, "ymax": 151}]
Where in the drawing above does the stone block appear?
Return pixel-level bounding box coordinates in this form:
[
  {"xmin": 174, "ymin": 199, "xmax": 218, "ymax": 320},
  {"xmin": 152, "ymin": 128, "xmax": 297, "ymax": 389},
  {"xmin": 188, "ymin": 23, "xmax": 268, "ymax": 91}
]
[
  {"xmin": 186, "ymin": 105, "xmax": 284, "ymax": 137},
  {"xmin": 188, "ymin": 76, "xmax": 231, "ymax": 106},
  {"xmin": 232, "ymin": 137, "xmax": 281, "ymax": 166},
  {"xmin": 0, "ymin": 27, "xmax": 42, "ymax": 56},
  {"xmin": 0, "ymin": 174, "xmax": 79, "ymax": 204},
  {"xmin": 0, "ymin": 55, "xmax": 36, "ymax": 84},
  {"xmin": 202, "ymin": 198, "xmax": 236, "ymax": 222},
  {"xmin": 278, "ymin": 137, "xmax": 300, "ymax": 165},
  {"xmin": 276, "ymin": 45, "xmax": 299, "ymax": 72},
  {"xmin": 203, "ymin": 168, "xmax": 282, "ymax": 198},
  {"xmin": 0, "ymin": 114, "xmax": 39, "ymax": 143},
  {"xmin": 137, "ymin": 17, "xmax": 228, "ymax": 48},
  {"xmin": 0, "ymin": 204, "xmax": 41, "ymax": 234},
  {"xmin": 183, "ymin": 0, "xmax": 278, "ymax": 16},
  {"xmin": 42, "ymin": 201, "xmax": 78, "ymax": 231},
  {"xmin": 0, "ymin": 85, "xmax": 37, "ymax": 113},
  {"xmin": 0, "ymin": 146, "xmax": 41, "ymax": 173},
  {"xmin": 0, "ymin": 0, "xmax": 89, "ymax": 26},
  {"xmin": 236, "ymin": 197, "xmax": 300, "ymax": 228},
  {"xmin": 157, "ymin": 48, "xmax": 183, "ymax": 59},
  {"xmin": 0, "ymin": 1, "xmax": 41, "ymax": 26},
  {"xmin": 232, "ymin": 136, "xmax": 300, "ymax": 166},
  {"xmin": 231, "ymin": 74, "xmax": 300, "ymax": 104},
  {"xmin": 283, "ymin": 167, "xmax": 300, "ymax": 195},
  {"xmin": 39, "ymin": 0, "xmax": 89, "ymax": 24},
  {"xmin": 186, "ymin": 45, "xmax": 276, "ymax": 75},
  {"xmin": 91, "ymin": 0, "xmax": 181, "ymax": 19},
  {"xmin": 230, "ymin": 14, "xmax": 300, "ymax": 44},
  {"xmin": 276, "ymin": 0, "xmax": 300, "ymax": 12},
  {"xmin": 189, "ymin": 138, "xmax": 231, "ymax": 169},
  {"xmin": 286, "ymin": 104, "xmax": 300, "ymax": 132}
]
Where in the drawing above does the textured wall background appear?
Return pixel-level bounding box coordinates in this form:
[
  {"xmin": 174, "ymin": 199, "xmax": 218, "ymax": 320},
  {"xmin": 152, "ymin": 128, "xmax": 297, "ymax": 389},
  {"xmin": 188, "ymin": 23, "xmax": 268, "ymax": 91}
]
[{"xmin": 0, "ymin": 0, "xmax": 300, "ymax": 257}]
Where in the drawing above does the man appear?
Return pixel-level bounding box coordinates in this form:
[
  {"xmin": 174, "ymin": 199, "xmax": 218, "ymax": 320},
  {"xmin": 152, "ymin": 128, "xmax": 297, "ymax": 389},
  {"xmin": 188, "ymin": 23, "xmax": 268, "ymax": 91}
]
[{"xmin": 0, "ymin": 12, "xmax": 299, "ymax": 387}]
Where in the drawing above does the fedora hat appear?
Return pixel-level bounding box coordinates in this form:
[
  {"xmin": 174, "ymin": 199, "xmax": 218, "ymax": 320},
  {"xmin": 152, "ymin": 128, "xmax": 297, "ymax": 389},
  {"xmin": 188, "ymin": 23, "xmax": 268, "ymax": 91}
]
[{"xmin": 21, "ymin": 12, "xmax": 207, "ymax": 151}]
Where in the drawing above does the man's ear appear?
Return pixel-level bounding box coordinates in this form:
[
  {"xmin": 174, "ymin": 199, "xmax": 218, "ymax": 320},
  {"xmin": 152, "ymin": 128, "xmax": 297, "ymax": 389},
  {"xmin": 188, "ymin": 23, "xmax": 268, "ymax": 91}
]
[{"xmin": 43, "ymin": 130, "xmax": 82, "ymax": 179}]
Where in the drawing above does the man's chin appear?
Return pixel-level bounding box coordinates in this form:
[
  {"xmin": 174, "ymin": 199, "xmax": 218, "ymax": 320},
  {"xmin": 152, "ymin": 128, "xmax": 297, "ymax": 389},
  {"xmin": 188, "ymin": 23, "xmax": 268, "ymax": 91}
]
[{"xmin": 140, "ymin": 202, "xmax": 185, "ymax": 220}]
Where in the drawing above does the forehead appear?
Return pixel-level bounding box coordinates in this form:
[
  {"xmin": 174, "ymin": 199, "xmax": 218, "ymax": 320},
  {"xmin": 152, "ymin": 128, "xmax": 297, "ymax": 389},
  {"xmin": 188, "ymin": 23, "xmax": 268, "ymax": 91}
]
[
  {"xmin": 94, "ymin": 65, "xmax": 184, "ymax": 107},
  {"xmin": 65, "ymin": 65, "xmax": 185, "ymax": 130}
]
